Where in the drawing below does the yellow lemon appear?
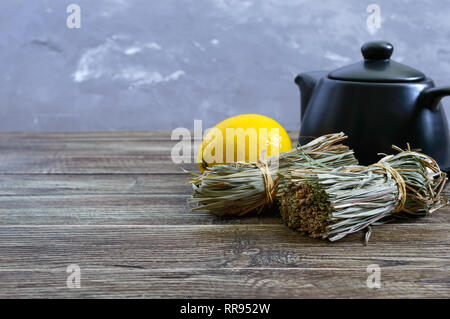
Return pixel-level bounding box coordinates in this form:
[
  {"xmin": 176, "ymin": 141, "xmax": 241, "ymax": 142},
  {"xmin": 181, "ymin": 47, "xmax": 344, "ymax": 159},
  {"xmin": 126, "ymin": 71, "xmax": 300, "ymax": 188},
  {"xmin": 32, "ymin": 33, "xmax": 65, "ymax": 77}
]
[{"xmin": 197, "ymin": 114, "xmax": 292, "ymax": 171}]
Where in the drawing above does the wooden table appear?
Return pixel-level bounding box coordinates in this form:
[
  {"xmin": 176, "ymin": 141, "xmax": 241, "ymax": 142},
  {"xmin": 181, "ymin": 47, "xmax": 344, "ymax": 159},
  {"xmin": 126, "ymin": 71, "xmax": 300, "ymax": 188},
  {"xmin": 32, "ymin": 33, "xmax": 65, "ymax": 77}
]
[{"xmin": 0, "ymin": 131, "xmax": 448, "ymax": 298}]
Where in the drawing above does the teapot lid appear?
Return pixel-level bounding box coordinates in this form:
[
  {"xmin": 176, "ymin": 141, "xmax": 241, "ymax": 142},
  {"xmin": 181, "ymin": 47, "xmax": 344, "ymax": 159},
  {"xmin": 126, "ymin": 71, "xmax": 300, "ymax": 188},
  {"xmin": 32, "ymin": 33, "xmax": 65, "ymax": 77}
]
[{"xmin": 328, "ymin": 41, "xmax": 425, "ymax": 83}]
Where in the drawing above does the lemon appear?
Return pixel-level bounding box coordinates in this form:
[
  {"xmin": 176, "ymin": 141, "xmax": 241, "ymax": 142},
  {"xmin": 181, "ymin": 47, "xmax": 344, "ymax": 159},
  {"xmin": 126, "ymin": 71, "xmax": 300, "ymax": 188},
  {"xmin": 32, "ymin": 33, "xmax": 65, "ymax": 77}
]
[{"xmin": 197, "ymin": 114, "xmax": 292, "ymax": 171}]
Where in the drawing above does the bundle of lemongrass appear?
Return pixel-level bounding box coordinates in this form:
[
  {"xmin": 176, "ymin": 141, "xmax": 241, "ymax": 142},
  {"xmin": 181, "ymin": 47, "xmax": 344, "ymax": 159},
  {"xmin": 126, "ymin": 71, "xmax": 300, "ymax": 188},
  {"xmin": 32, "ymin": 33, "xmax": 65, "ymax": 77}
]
[
  {"xmin": 188, "ymin": 133, "xmax": 358, "ymax": 216},
  {"xmin": 279, "ymin": 146, "xmax": 448, "ymax": 242}
]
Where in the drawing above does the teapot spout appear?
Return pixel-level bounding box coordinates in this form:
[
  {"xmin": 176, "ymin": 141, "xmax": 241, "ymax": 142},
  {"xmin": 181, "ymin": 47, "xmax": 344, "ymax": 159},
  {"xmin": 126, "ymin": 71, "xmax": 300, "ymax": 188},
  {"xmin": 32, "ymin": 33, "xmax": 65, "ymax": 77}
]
[{"xmin": 295, "ymin": 71, "xmax": 327, "ymax": 118}]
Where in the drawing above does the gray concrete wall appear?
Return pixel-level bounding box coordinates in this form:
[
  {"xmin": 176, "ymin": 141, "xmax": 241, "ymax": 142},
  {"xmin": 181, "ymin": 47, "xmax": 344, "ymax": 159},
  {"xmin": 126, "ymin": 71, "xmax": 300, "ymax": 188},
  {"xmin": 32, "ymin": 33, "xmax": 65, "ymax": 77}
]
[{"xmin": 1, "ymin": 0, "xmax": 450, "ymax": 132}]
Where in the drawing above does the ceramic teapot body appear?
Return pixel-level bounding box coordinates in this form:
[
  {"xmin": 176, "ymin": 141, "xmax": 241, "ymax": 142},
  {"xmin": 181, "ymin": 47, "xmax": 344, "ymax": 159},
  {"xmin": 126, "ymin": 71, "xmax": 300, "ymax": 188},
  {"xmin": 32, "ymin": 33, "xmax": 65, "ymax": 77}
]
[{"xmin": 295, "ymin": 41, "xmax": 450, "ymax": 172}]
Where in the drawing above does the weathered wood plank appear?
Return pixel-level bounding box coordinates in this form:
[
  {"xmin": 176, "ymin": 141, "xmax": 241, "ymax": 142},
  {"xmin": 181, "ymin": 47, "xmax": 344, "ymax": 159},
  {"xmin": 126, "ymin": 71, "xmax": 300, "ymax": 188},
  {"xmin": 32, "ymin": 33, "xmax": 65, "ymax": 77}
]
[
  {"xmin": 0, "ymin": 173, "xmax": 192, "ymax": 195},
  {"xmin": 0, "ymin": 194, "xmax": 284, "ymax": 225},
  {"xmin": 0, "ymin": 155, "xmax": 197, "ymax": 174},
  {"xmin": 0, "ymin": 192, "xmax": 447, "ymax": 225},
  {"xmin": 4, "ymin": 173, "xmax": 444, "ymax": 197},
  {"xmin": 0, "ymin": 225, "xmax": 448, "ymax": 271},
  {"xmin": 0, "ymin": 130, "xmax": 193, "ymax": 173},
  {"xmin": 0, "ymin": 268, "xmax": 447, "ymax": 298},
  {"xmin": 0, "ymin": 171, "xmax": 447, "ymax": 226},
  {"xmin": 0, "ymin": 131, "xmax": 177, "ymax": 141},
  {"xmin": 0, "ymin": 131, "xmax": 297, "ymax": 173},
  {"xmin": 0, "ymin": 139, "xmax": 191, "ymax": 156}
]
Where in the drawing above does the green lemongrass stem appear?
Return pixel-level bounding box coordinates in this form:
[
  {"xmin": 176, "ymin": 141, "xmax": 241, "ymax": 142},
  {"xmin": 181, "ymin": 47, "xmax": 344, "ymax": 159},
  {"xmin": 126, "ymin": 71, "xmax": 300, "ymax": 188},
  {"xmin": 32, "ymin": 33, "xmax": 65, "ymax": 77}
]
[
  {"xmin": 187, "ymin": 132, "xmax": 358, "ymax": 216},
  {"xmin": 279, "ymin": 148, "xmax": 448, "ymax": 242}
]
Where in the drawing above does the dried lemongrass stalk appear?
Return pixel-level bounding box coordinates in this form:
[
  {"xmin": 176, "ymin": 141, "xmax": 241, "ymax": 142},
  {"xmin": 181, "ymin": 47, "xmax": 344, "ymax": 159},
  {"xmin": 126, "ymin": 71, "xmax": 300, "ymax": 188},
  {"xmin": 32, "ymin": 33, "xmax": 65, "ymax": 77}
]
[
  {"xmin": 187, "ymin": 133, "xmax": 358, "ymax": 216},
  {"xmin": 279, "ymin": 148, "xmax": 448, "ymax": 242}
]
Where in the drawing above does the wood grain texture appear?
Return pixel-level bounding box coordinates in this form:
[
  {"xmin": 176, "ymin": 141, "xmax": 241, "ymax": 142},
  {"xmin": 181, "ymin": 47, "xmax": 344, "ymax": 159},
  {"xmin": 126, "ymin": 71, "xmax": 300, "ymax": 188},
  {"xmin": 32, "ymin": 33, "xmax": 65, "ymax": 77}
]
[
  {"xmin": 0, "ymin": 130, "xmax": 448, "ymax": 298},
  {"xmin": 1, "ymin": 268, "xmax": 447, "ymax": 298}
]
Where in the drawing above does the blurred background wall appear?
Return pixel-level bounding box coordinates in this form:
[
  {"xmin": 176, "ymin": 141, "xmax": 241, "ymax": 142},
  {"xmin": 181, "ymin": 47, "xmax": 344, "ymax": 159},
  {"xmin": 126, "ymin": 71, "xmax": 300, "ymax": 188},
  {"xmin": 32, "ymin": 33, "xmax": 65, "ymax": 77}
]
[{"xmin": 1, "ymin": 0, "xmax": 450, "ymax": 132}]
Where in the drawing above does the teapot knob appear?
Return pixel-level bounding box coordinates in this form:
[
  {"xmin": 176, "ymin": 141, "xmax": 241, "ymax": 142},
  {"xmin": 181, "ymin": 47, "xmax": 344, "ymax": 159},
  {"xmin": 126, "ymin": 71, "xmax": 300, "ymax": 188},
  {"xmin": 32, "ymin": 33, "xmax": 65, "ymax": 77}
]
[{"xmin": 361, "ymin": 41, "xmax": 393, "ymax": 60}]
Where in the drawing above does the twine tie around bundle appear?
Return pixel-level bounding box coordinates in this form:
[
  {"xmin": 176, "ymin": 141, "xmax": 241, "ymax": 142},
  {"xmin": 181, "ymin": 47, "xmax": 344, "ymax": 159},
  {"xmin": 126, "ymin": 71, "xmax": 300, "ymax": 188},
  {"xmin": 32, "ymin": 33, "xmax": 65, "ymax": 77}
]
[
  {"xmin": 254, "ymin": 150, "xmax": 279, "ymax": 212},
  {"xmin": 255, "ymin": 161, "xmax": 275, "ymax": 206},
  {"xmin": 369, "ymin": 163, "xmax": 407, "ymax": 213}
]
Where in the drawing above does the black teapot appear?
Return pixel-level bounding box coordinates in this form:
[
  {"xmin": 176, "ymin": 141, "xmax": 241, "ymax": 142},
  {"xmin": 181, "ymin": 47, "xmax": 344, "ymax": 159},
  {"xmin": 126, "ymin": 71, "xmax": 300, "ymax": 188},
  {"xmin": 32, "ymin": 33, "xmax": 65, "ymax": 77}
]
[{"xmin": 295, "ymin": 40, "xmax": 450, "ymax": 172}]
